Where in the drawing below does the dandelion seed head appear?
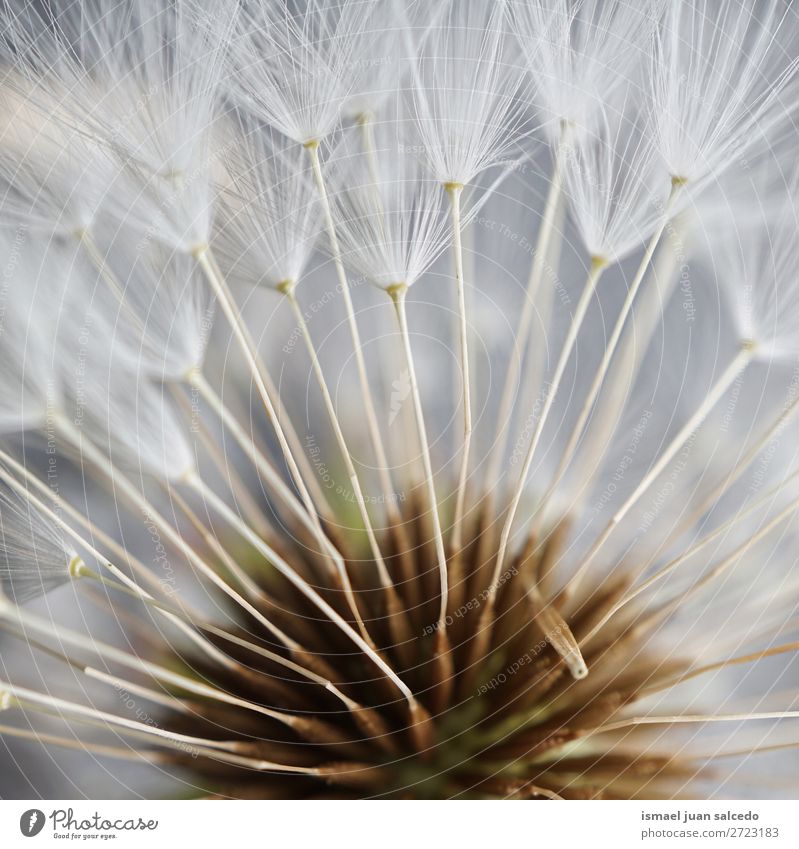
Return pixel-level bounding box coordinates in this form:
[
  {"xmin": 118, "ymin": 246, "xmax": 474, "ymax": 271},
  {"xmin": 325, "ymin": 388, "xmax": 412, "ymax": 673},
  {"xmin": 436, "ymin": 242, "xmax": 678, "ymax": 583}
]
[
  {"xmin": 226, "ymin": 0, "xmax": 390, "ymax": 146},
  {"xmin": 409, "ymin": 0, "xmax": 530, "ymax": 187},
  {"xmin": 1, "ymin": 0, "xmax": 230, "ymax": 251},
  {"xmin": 214, "ymin": 115, "xmax": 322, "ymax": 291},
  {"xmin": 649, "ymin": 0, "xmax": 799, "ymax": 187},
  {"xmin": 0, "ymin": 0, "xmax": 798, "ymax": 803},
  {"xmin": 562, "ymin": 97, "xmax": 671, "ymax": 263},
  {"xmin": 509, "ymin": 0, "xmax": 662, "ymax": 140},
  {"xmin": 327, "ymin": 118, "xmax": 455, "ymax": 289},
  {"xmin": 711, "ymin": 179, "xmax": 799, "ymax": 363},
  {"xmin": 0, "ymin": 478, "xmax": 75, "ymax": 603},
  {"xmin": 0, "ymin": 84, "xmax": 118, "ymax": 236}
]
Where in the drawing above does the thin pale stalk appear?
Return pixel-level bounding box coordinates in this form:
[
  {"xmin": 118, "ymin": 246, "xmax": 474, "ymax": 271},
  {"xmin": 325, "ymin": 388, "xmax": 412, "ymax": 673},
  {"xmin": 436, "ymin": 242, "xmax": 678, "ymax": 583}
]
[
  {"xmin": 0, "ymin": 460, "xmax": 233, "ymax": 670},
  {"xmin": 568, "ymin": 217, "xmax": 687, "ymax": 505},
  {"xmin": 567, "ymin": 342, "xmax": 757, "ymax": 598},
  {"xmin": 0, "ymin": 450, "xmax": 234, "ymax": 669},
  {"xmin": 0, "ymin": 444, "xmax": 190, "ymax": 607},
  {"xmin": 284, "ymin": 287, "xmax": 391, "ymax": 587},
  {"xmin": 0, "ymin": 681, "xmax": 248, "ymax": 754},
  {"xmin": 484, "ymin": 129, "xmax": 569, "ymax": 492},
  {"xmin": 663, "ymin": 389, "xmax": 799, "ymax": 552},
  {"xmin": 173, "ymin": 385, "xmax": 274, "ymax": 540},
  {"xmin": 447, "ymin": 183, "xmax": 473, "ymax": 557},
  {"xmin": 389, "ymin": 284, "xmax": 449, "ymax": 631},
  {"xmin": 71, "ymin": 563, "xmax": 369, "ymax": 713},
  {"xmin": 630, "ymin": 491, "xmax": 799, "ymax": 647},
  {"xmin": 459, "ymin": 259, "xmax": 607, "ymax": 692},
  {"xmin": 2, "ymin": 683, "xmax": 331, "ymax": 773},
  {"xmin": 491, "ymin": 258, "xmax": 608, "ymax": 596},
  {"xmin": 184, "ymin": 472, "xmax": 416, "ymax": 706},
  {"xmin": 163, "ymin": 483, "xmax": 273, "ymax": 607},
  {"xmin": 201, "ymin": 251, "xmax": 332, "ymax": 519},
  {"xmin": 0, "ymin": 723, "xmax": 161, "ymax": 762},
  {"xmin": 76, "ymin": 561, "xmax": 300, "ymax": 668},
  {"xmin": 691, "ymin": 741, "xmax": 799, "ymax": 761},
  {"xmin": 531, "ymin": 182, "xmax": 683, "ymax": 530},
  {"xmin": 54, "ymin": 417, "xmax": 293, "ymax": 641},
  {"xmin": 276, "ymin": 293, "xmax": 417, "ymax": 665},
  {"xmin": 581, "ymin": 467, "xmax": 799, "ymax": 647},
  {"xmin": 305, "ymin": 141, "xmax": 398, "ymax": 514},
  {"xmin": 193, "ymin": 246, "xmax": 333, "ymax": 524},
  {"xmin": 590, "ymin": 710, "xmax": 799, "ymax": 738},
  {"xmin": 0, "ymin": 599, "xmax": 317, "ymax": 732},
  {"xmin": 184, "ymin": 468, "xmax": 376, "ymax": 651},
  {"xmin": 1, "ymin": 624, "xmax": 195, "ymax": 714},
  {"xmin": 471, "ymin": 185, "xmax": 567, "ymax": 589},
  {"xmin": 357, "ymin": 113, "xmax": 382, "ymax": 194},
  {"xmin": 642, "ymin": 640, "xmax": 799, "ymax": 696},
  {"xmin": 187, "ymin": 370, "xmax": 347, "ymax": 573},
  {"xmin": 353, "ymin": 116, "xmax": 418, "ymax": 584}
]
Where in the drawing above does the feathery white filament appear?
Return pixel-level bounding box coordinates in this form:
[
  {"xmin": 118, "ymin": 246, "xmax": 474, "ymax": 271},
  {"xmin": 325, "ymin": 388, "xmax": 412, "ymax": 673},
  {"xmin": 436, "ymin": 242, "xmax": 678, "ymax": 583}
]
[
  {"xmin": 650, "ymin": 0, "xmax": 799, "ymax": 186},
  {"xmin": 714, "ymin": 179, "xmax": 799, "ymax": 363},
  {"xmin": 215, "ymin": 114, "xmax": 321, "ymax": 290},
  {"xmin": 328, "ymin": 123, "xmax": 455, "ymax": 289},
  {"xmin": 409, "ymin": 0, "xmax": 530, "ymax": 187},
  {"xmin": 0, "ymin": 476, "xmax": 74, "ymax": 603},
  {"xmin": 226, "ymin": 0, "xmax": 384, "ymax": 146},
  {"xmin": 510, "ymin": 0, "xmax": 662, "ymax": 137}
]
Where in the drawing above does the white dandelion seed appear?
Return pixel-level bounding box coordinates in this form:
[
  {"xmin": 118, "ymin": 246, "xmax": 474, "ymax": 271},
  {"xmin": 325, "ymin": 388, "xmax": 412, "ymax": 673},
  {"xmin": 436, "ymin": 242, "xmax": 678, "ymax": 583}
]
[
  {"xmin": 1, "ymin": 0, "xmax": 233, "ymax": 253},
  {"xmin": 0, "ymin": 0, "xmax": 799, "ymax": 804},
  {"xmin": 650, "ymin": 0, "xmax": 799, "ymax": 187},
  {"xmin": 405, "ymin": 0, "xmax": 531, "ymax": 588},
  {"xmin": 488, "ymin": 97, "xmax": 673, "ymax": 605},
  {"xmin": 484, "ymin": 0, "xmax": 663, "ymax": 541},
  {"xmin": 327, "ymin": 119, "xmax": 456, "ymax": 291},
  {"xmin": 562, "ymin": 97, "xmax": 671, "ymax": 265},
  {"xmin": 712, "ymin": 177, "xmax": 799, "ymax": 364},
  {"xmin": 509, "ymin": 0, "xmax": 662, "ymax": 138},
  {"xmin": 341, "ymin": 1, "xmax": 411, "ymax": 124},
  {"xmin": 327, "ymin": 114, "xmax": 502, "ymax": 665},
  {"xmin": 408, "ymin": 0, "xmax": 530, "ymax": 188},
  {"xmin": 0, "ymin": 476, "xmax": 76, "ymax": 603},
  {"xmin": 0, "ymin": 230, "xmax": 193, "ymax": 480},
  {"xmin": 1, "ymin": 232, "xmax": 413, "ymax": 705},
  {"xmin": 212, "ymin": 4, "xmax": 410, "ymax": 572},
  {"xmin": 226, "ymin": 0, "xmax": 387, "ymax": 147},
  {"xmin": 216, "ymin": 113, "xmax": 412, "ymax": 642},
  {"xmin": 214, "ymin": 113, "xmax": 322, "ymax": 292},
  {"xmin": 0, "ymin": 81, "xmax": 118, "ymax": 236}
]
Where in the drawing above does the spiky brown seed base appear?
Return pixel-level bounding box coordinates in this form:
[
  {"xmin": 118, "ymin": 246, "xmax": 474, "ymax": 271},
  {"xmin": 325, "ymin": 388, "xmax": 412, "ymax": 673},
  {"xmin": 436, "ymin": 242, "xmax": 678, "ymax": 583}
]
[{"xmin": 160, "ymin": 490, "xmax": 701, "ymax": 799}]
